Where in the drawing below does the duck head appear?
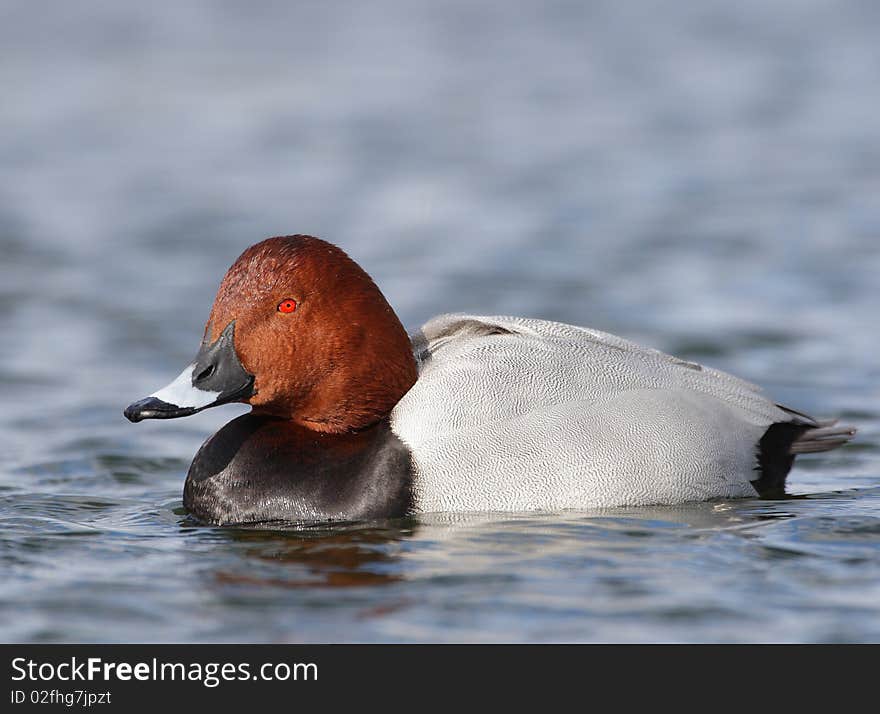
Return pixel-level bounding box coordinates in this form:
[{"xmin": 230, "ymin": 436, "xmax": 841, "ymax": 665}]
[{"xmin": 124, "ymin": 235, "xmax": 418, "ymax": 433}]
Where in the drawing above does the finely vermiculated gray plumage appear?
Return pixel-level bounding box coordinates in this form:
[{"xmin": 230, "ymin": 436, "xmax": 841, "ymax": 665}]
[{"xmin": 390, "ymin": 314, "xmax": 854, "ymax": 513}]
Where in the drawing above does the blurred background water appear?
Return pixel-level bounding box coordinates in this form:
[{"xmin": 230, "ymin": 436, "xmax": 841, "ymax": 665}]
[{"xmin": 1, "ymin": 0, "xmax": 878, "ymax": 642}]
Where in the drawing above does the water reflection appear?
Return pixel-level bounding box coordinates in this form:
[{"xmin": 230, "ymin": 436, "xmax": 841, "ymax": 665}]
[
  {"xmin": 414, "ymin": 499, "xmax": 801, "ymax": 536},
  {"xmin": 184, "ymin": 500, "xmax": 806, "ymax": 596},
  {"xmin": 192, "ymin": 520, "xmax": 417, "ymax": 590}
]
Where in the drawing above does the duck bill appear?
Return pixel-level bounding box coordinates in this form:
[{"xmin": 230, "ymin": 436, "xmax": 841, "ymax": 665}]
[{"xmin": 124, "ymin": 321, "xmax": 255, "ymax": 423}]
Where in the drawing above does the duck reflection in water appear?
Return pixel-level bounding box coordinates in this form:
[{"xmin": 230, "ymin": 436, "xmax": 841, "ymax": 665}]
[{"xmin": 187, "ymin": 519, "xmax": 416, "ymax": 591}]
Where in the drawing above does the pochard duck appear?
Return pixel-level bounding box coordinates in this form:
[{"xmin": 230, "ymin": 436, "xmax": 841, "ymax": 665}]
[{"xmin": 125, "ymin": 235, "xmax": 856, "ymax": 525}]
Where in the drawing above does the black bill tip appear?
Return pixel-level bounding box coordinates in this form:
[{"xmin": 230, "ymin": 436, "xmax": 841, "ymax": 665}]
[{"xmin": 124, "ymin": 397, "xmax": 198, "ymax": 423}]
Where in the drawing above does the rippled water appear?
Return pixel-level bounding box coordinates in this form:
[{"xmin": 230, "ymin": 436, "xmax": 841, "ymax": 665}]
[{"xmin": 1, "ymin": 0, "xmax": 879, "ymax": 642}]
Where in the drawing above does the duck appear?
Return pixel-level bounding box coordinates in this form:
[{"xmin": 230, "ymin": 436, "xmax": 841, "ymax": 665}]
[{"xmin": 124, "ymin": 235, "xmax": 856, "ymax": 525}]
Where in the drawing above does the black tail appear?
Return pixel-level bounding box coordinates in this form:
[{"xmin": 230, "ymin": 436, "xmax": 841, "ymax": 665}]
[{"xmin": 751, "ymin": 409, "xmax": 856, "ymax": 498}]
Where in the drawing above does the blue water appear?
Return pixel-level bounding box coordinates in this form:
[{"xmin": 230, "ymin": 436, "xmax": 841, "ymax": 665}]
[{"xmin": 1, "ymin": 0, "xmax": 878, "ymax": 642}]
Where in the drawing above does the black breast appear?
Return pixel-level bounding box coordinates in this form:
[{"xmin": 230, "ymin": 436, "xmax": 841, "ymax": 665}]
[{"xmin": 183, "ymin": 414, "xmax": 415, "ymax": 525}]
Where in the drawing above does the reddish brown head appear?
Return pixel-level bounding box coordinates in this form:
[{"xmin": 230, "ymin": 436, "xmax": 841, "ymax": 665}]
[{"xmin": 125, "ymin": 235, "xmax": 418, "ymax": 433}]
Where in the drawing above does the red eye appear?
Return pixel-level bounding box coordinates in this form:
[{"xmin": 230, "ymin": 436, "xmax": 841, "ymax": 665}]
[{"xmin": 277, "ymin": 299, "xmax": 297, "ymax": 314}]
